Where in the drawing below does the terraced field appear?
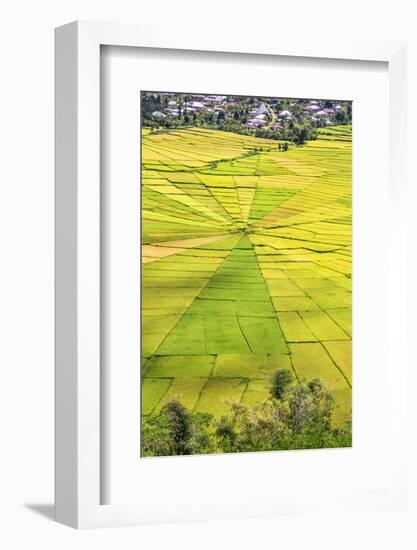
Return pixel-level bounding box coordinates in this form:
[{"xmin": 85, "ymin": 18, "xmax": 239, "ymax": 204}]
[{"xmin": 141, "ymin": 125, "xmax": 352, "ymax": 426}]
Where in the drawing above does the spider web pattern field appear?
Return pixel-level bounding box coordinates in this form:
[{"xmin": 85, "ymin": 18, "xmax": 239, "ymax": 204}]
[{"xmin": 141, "ymin": 125, "xmax": 352, "ymax": 426}]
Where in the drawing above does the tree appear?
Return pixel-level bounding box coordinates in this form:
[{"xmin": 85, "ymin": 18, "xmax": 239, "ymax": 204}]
[
  {"xmin": 163, "ymin": 400, "xmax": 192, "ymax": 455},
  {"xmin": 217, "ymin": 110, "xmax": 225, "ymax": 123},
  {"xmin": 141, "ymin": 401, "xmax": 214, "ymax": 457},
  {"xmin": 288, "ymin": 385, "xmax": 313, "ymax": 433},
  {"xmin": 215, "ymin": 415, "xmax": 237, "ymax": 453},
  {"xmin": 335, "ymin": 107, "xmax": 349, "ymax": 124},
  {"xmin": 346, "ymin": 103, "xmax": 352, "ymax": 118},
  {"xmin": 142, "ymin": 375, "xmax": 352, "ymax": 457},
  {"xmin": 271, "ymin": 368, "xmax": 293, "ymax": 400},
  {"xmin": 293, "ymin": 125, "xmax": 308, "ymax": 145}
]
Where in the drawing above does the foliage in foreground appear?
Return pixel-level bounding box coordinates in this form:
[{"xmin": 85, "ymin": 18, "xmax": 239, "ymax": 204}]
[{"xmin": 141, "ymin": 370, "xmax": 352, "ymax": 457}]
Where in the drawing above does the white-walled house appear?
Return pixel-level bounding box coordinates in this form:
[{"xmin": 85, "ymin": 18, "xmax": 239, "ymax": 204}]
[
  {"xmin": 305, "ymin": 104, "xmax": 321, "ymax": 112},
  {"xmin": 189, "ymin": 101, "xmax": 204, "ymax": 109},
  {"xmin": 164, "ymin": 108, "xmax": 179, "ymax": 117},
  {"xmin": 246, "ymin": 118, "xmax": 266, "ymax": 128}
]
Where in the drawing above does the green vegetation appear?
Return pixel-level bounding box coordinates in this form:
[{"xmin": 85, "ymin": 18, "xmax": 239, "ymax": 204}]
[
  {"xmin": 141, "ymin": 370, "xmax": 352, "ymax": 456},
  {"xmin": 270, "ymin": 368, "xmax": 293, "ymax": 400},
  {"xmin": 142, "ymin": 92, "xmax": 351, "ymax": 145},
  {"xmin": 141, "ymin": 116, "xmax": 352, "ymax": 455}
]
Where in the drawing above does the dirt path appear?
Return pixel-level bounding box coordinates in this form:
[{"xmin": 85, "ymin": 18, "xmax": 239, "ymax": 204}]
[{"xmin": 265, "ymin": 104, "xmax": 277, "ymax": 129}]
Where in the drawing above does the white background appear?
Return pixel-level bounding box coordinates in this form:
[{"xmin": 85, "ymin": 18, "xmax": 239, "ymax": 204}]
[{"xmin": 0, "ymin": 1, "xmax": 416, "ymax": 548}]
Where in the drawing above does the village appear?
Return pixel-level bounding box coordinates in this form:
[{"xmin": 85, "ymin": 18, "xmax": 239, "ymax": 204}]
[{"xmin": 144, "ymin": 92, "xmax": 351, "ymax": 137}]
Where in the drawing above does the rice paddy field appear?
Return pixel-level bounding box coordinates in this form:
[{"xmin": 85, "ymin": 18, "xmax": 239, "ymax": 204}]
[{"xmin": 141, "ymin": 125, "xmax": 352, "ymax": 426}]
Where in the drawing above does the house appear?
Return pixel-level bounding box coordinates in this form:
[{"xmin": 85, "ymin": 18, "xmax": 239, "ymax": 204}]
[
  {"xmin": 164, "ymin": 109, "xmax": 179, "ymax": 117},
  {"xmin": 279, "ymin": 110, "xmax": 292, "ymax": 118},
  {"xmin": 204, "ymin": 95, "xmax": 226, "ymax": 104},
  {"xmin": 152, "ymin": 111, "xmax": 166, "ymax": 118},
  {"xmin": 256, "ymin": 103, "xmax": 267, "ymax": 115},
  {"xmin": 254, "ymin": 114, "xmax": 266, "ymax": 120},
  {"xmin": 246, "ymin": 118, "xmax": 266, "ymax": 128},
  {"xmin": 305, "ymin": 104, "xmax": 320, "ymax": 112}
]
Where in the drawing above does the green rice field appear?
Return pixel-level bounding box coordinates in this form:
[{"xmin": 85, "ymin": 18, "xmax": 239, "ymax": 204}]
[{"xmin": 141, "ymin": 125, "xmax": 352, "ymax": 426}]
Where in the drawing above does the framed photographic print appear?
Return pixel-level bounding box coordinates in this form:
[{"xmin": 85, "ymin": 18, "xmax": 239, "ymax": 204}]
[
  {"xmin": 55, "ymin": 21, "xmax": 408, "ymax": 528},
  {"xmin": 138, "ymin": 89, "xmax": 353, "ymax": 459}
]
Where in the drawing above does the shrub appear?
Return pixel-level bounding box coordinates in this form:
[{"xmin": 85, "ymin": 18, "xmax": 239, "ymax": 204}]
[
  {"xmin": 142, "ymin": 376, "xmax": 352, "ymax": 457},
  {"xmin": 141, "ymin": 400, "xmax": 214, "ymax": 457},
  {"xmin": 270, "ymin": 368, "xmax": 293, "ymax": 400},
  {"xmin": 163, "ymin": 400, "xmax": 192, "ymax": 455}
]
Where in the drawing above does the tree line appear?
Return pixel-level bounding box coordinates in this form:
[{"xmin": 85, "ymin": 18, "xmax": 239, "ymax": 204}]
[
  {"xmin": 141, "ymin": 368, "xmax": 352, "ymax": 457},
  {"xmin": 141, "ymin": 93, "xmax": 352, "ymax": 146}
]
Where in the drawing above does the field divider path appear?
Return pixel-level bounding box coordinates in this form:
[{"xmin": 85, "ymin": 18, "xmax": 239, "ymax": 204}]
[{"xmin": 194, "ymin": 172, "xmax": 241, "ymax": 227}]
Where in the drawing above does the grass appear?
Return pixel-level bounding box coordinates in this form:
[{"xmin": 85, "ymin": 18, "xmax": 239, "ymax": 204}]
[
  {"xmin": 212, "ymin": 354, "xmax": 291, "ymax": 378},
  {"xmin": 154, "ymin": 378, "xmax": 207, "ymax": 412},
  {"xmin": 277, "ymin": 311, "xmax": 316, "ymax": 342},
  {"xmin": 298, "ymin": 310, "xmax": 350, "ymax": 341},
  {"xmin": 142, "ymin": 379, "xmax": 172, "ymax": 415},
  {"xmin": 322, "ymin": 341, "xmax": 352, "ymax": 383},
  {"xmin": 141, "ymin": 125, "xmax": 352, "ymax": 425},
  {"xmin": 288, "ymin": 342, "xmax": 343, "ymax": 383},
  {"xmin": 240, "ymin": 379, "xmax": 271, "ymax": 405},
  {"xmin": 143, "ymin": 355, "xmax": 215, "ymax": 378},
  {"xmin": 194, "ymin": 378, "xmax": 247, "ymax": 416}
]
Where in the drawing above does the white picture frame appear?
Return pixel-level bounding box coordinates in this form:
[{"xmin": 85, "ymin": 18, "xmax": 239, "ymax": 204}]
[{"xmin": 55, "ymin": 20, "xmax": 407, "ymax": 529}]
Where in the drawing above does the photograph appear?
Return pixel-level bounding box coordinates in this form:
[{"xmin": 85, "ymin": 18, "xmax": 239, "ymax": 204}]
[
  {"xmin": 0, "ymin": 2, "xmax": 410, "ymax": 541},
  {"xmin": 140, "ymin": 91, "xmax": 352, "ymax": 457}
]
